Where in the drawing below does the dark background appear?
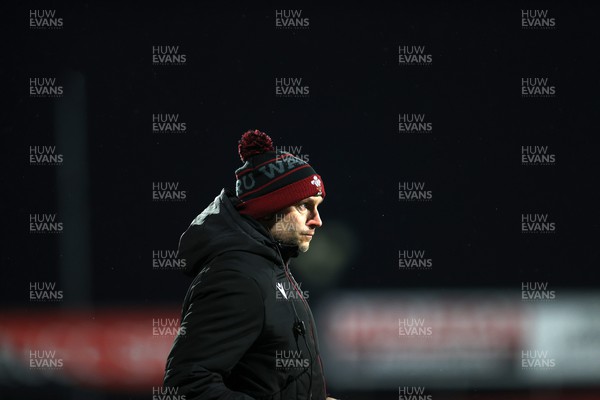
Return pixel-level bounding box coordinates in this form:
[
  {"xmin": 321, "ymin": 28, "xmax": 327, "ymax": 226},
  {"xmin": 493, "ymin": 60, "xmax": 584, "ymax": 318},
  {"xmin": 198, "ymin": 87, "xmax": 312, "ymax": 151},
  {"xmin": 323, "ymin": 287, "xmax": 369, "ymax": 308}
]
[{"xmin": 1, "ymin": 2, "xmax": 599, "ymax": 399}]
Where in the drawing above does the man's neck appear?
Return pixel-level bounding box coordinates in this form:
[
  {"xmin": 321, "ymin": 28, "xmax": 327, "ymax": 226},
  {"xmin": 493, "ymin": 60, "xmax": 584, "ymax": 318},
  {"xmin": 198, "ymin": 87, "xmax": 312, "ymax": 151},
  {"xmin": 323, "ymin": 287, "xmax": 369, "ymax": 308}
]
[{"xmin": 276, "ymin": 240, "xmax": 300, "ymax": 264}]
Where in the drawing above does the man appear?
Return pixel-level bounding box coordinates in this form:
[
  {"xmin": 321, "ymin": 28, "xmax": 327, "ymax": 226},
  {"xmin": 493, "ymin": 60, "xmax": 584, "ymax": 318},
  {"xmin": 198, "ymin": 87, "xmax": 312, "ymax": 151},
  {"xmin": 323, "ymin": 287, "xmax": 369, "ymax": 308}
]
[{"xmin": 164, "ymin": 130, "xmax": 338, "ymax": 400}]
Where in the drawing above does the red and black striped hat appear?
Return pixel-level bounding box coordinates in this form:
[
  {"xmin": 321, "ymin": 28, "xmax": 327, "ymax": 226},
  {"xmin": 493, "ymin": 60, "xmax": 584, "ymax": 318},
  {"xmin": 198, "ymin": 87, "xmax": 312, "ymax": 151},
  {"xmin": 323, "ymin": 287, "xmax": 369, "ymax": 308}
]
[{"xmin": 234, "ymin": 129, "xmax": 325, "ymax": 219}]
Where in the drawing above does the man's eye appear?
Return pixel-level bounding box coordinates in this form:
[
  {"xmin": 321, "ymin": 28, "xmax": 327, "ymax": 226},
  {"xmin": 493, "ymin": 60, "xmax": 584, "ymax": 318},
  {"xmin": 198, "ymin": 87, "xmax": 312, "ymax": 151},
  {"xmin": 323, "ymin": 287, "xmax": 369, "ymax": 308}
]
[{"xmin": 297, "ymin": 203, "xmax": 308, "ymax": 210}]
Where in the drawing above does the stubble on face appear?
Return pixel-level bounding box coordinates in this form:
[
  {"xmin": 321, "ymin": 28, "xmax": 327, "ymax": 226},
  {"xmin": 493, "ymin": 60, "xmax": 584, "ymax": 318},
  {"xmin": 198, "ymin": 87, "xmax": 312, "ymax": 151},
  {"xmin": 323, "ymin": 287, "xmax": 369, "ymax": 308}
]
[
  {"xmin": 266, "ymin": 196, "xmax": 323, "ymax": 253},
  {"xmin": 269, "ymin": 209, "xmax": 312, "ymax": 252}
]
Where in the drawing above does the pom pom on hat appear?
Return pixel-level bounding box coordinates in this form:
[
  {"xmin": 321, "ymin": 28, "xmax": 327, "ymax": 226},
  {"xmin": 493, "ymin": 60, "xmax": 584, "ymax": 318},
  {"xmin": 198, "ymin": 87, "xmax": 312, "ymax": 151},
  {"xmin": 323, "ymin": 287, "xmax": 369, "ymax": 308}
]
[{"xmin": 238, "ymin": 130, "xmax": 274, "ymax": 162}]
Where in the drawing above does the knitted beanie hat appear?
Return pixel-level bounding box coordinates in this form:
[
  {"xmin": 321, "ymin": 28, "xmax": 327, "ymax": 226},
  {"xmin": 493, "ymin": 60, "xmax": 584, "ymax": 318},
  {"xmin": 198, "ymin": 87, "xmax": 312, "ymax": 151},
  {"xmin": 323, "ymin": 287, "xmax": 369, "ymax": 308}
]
[{"xmin": 234, "ymin": 129, "xmax": 325, "ymax": 219}]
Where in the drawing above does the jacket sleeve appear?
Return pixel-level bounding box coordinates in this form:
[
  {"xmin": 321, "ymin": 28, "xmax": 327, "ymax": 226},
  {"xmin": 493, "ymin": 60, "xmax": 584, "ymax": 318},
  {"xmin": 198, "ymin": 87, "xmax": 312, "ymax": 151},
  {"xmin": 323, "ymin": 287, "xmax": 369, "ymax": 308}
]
[{"xmin": 164, "ymin": 268, "xmax": 264, "ymax": 400}]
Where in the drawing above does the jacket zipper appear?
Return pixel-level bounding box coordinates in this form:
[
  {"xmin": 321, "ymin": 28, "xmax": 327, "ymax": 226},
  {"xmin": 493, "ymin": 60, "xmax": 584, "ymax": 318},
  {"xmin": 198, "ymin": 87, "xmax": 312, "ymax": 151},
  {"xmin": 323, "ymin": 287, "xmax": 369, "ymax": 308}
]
[{"xmin": 274, "ymin": 245, "xmax": 328, "ymax": 398}]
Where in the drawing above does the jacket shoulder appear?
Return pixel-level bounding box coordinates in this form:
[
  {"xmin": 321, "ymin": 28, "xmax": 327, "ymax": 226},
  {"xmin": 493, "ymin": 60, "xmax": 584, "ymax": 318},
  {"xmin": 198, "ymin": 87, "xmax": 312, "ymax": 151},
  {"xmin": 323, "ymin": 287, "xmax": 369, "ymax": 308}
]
[{"xmin": 200, "ymin": 250, "xmax": 278, "ymax": 290}]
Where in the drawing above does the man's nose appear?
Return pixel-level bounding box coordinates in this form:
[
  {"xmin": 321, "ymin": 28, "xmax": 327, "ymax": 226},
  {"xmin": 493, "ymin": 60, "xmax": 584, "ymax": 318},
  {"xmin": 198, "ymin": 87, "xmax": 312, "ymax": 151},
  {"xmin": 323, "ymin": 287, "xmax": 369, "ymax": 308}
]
[{"xmin": 307, "ymin": 210, "xmax": 322, "ymax": 228}]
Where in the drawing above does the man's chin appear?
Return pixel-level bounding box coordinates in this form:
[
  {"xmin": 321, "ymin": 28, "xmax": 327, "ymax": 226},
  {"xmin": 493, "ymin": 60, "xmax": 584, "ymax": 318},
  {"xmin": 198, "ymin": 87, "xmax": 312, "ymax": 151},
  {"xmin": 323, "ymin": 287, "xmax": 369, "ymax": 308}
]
[{"xmin": 298, "ymin": 243, "xmax": 310, "ymax": 253}]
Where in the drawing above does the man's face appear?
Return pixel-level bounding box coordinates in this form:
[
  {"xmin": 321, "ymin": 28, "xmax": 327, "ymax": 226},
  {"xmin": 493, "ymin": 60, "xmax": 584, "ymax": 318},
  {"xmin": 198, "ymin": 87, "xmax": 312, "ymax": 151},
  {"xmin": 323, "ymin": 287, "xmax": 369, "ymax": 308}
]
[{"xmin": 269, "ymin": 196, "xmax": 324, "ymax": 252}]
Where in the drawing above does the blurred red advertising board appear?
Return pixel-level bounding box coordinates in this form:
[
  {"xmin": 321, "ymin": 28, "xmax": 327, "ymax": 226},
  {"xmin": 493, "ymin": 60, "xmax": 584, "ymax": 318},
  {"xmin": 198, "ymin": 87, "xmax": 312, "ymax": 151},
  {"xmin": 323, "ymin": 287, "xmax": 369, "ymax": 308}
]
[{"xmin": 0, "ymin": 308, "xmax": 180, "ymax": 392}]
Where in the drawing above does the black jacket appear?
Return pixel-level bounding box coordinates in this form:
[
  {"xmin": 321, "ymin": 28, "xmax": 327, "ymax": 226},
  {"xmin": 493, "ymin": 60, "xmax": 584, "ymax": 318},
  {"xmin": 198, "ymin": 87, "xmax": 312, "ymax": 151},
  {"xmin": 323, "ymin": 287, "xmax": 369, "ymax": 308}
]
[{"xmin": 164, "ymin": 189, "xmax": 327, "ymax": 400}]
